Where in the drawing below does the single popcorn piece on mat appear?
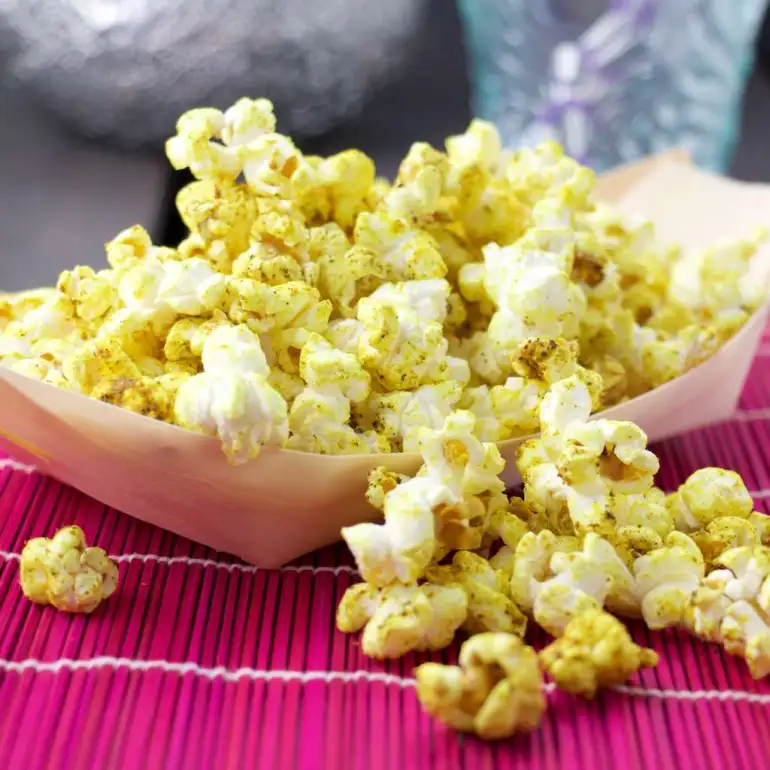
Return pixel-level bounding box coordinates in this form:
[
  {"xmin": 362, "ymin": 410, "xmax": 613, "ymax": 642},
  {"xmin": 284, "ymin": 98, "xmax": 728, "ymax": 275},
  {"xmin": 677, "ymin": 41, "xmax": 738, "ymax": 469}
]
[
  {"xmin": 335, "ymin": 581, "xmax": 468, "ymax": 659},
  {"xmin": 540, "ymin": 608, "xmax": 659, "ymax": 699},
  {"xmin": 20, "ymin": 526, "xmax": 118, "ymax": 613},
  {"xmin": 686, "ymin": 546, "xmax": 770, "ymax": 677},
  {"xmin": 415, "ymin": 632, "xmax": 546, "ymax": 740},
  {"xmin": 667, "ymin": 467, "xmax": 753, "ymax": 532}
]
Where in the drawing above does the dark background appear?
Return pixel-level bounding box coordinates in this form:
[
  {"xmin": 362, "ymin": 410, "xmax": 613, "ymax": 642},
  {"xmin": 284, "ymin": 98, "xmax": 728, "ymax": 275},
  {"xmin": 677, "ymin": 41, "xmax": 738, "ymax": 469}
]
[{"xmin": 3, "ymin": 0, "xmax": 770, "ymax": 290}]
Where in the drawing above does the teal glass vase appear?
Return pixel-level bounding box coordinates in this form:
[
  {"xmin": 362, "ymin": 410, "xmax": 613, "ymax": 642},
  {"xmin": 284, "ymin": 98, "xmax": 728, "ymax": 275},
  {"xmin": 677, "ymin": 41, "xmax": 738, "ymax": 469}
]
[{"xmin": 457, "ymin": 0, "xmax": 767, "ymax": 171}]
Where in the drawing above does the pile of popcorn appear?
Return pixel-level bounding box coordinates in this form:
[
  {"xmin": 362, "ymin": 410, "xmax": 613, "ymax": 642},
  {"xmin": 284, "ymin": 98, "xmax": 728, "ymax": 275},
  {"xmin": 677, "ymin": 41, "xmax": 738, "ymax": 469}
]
[
  {"xmin": 6, "ymin": 97, "xmax": 770, "ymax": 741},
  {"xmin": 0, "ymin": 97, "xmax": 765, "ymax": 462},
  {"xmin": 337, "ymin": 376, "xmax": 770, "ymax": 738}
]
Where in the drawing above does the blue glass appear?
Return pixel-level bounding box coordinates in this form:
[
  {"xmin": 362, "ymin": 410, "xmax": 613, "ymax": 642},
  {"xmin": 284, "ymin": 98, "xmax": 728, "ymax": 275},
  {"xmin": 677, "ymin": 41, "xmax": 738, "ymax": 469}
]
[{"xmin": 457, "ymin": 0, "xmax": 767, "ymax": 171}]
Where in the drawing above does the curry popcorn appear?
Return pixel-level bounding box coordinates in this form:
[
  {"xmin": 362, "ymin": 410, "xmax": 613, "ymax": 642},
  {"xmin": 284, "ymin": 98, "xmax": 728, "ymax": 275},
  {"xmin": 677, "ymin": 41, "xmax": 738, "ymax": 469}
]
[
  {"xmin": 1, "ymin": 96, "xmax": 764, "ymax": 460},
  {"xmin": 20, "ymin": 525, "xmax": 118, "ymax": 613}
]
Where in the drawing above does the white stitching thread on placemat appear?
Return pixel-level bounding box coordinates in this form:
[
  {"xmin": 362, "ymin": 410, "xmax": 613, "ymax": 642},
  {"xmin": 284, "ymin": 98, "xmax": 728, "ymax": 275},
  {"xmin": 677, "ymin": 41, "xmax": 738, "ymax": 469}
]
[
  {"xmin": 0, "ymin": 459, "xmax": 36, "ymax": 473},
  {"xmin": 0, "ymin": 656, "xmax": 769, "ymax": 704},
  {"xmin": 0, "ymin": 550, "xmax": 357, "ymax": 575}
]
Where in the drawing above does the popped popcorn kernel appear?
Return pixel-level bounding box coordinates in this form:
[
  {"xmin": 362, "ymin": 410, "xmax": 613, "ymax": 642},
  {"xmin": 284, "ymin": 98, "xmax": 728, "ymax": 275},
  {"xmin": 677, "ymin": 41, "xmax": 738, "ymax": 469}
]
[
  {"xmin": 20, "ymin": 526, "xmax": 118, "ymax": 613},
  {"xmin": 667, "ymin": 468, "xmax": 753, "ymax": 532},
  {"xmin": 336, "ymin": 581, "xmax": 467, "ymax": 659},
  {"xmin": 540, "ymin": 609, "xmax": 658, "ymax": 699},
  {"xmin": 415, "ymin": 633, "xmax": 546, "ymax": 740}
]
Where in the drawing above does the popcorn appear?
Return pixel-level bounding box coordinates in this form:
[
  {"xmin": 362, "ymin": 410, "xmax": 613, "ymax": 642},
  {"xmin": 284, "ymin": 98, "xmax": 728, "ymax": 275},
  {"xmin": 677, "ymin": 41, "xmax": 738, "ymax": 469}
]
[
  {"xmin": 415, "ymin": 633, "xmax": 546, "ymax": 739},
  {"xmin": 529, "ymin": 533, "xmax": 617, "ymax": 636},
  {"xmin": 667, "ymin": 468, "xmax": 753, "ymax": 532},
  {"xmin": 6, "ymin": 95, "xmax": 770, "ymax": 741},
  {"xmin": 384, "ymin": 142, "xmax": 454, "ymax": 225},
  {"xmin": 335, "ymin": 581, "xmax": 467, "ymax": 659},
  {"xmin": 176, "ymin": 178, "xmax": 257, "ymax": 266},
  {"xmin": 342, "ymin": 476, "xmax": 454, "ymax": 586},
  {"xmin": 91, "ymin": 375, "xmax": 181, "ymax": 420},
  {"xmin": 426, "ymin": 551, "xmax": 527, "ymax": 636},
  {"xmin": 295, "ymin": 150, "xmax": 376, "ymax": 231},
  {"xmin": 56, "ymin": 266, "xmax": 117, "ymax": 322},
  {"xmin": 540, "ymin": 609, "xmax": 659, "ymax": 698},
  {"xmin": 61, "ymin": 338, "xmax": 142, "ymax": 395},
  {"xmin": 232, "ymin": 210, "xmax": 312, "ymax": 286},
  {"xmin": 365, "ymin": 467, "xmax": 409, "ymax": 512},
  {"xmin": 174, "ymin": 326, "xmax": 288, "ymax": 463},
  {"xmin": 519, "ymin": 374, "xmax": 658, "ymax": 536},
  {"xmin": 686, "ymin": 546, "xmax": 770, "ymax": 677},
  {"xmin": 166, "ymin": 108, "xmax": 242, "ymax": 180},
  {"xmin": 285, "ymin": 333, "xmax": 374, "ymax": 454},
  {"xmin": 691, "ymin": 516, "xmax": 762, "ymax": 566},
  {"xmin": 119, "ymin": 255, "xmax": 227, "ymax": 316},
  {"xmin": 416, "ymin": 411, "xmax": 506, "ymax": 503},
  {"xmin": 356, "ymin": 297, "xmax": 452, "ymax": 391},
  {"xmin": 632, "ymin": 532, "xmax": 705, "ymax": 629},
  {"xmin": 369, "ymin": 381, "xmax": 462, "ymax": 452},
  {"xmin": 353, "ymin": 210, "xmax": 447, "ymax": 282},
  {"xmin": 20, "ymin": 526, "xmax": 119, "ymax": 613}
]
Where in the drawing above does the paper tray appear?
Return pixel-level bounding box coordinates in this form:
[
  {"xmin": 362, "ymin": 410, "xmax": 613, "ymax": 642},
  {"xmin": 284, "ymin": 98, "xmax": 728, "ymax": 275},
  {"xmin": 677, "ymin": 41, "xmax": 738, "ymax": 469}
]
[{"xmin": 1, "ymin": 151, "xmax": 770, "ymax": 567}]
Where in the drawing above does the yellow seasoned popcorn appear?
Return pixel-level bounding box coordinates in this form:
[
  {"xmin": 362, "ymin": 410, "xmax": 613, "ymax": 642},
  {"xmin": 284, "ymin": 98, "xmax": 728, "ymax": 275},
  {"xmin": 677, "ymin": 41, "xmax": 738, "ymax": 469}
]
[
  {"xmin": 176, "ymin": 178, "xmax": 258, "ymax": 267},
  {"xmin": 61, "ymin": 337, "xmax": 142, "ymax": 395},
  {"xmin": 335, "ymin": 581, "xmax": 468, "ymax": 659},
  {"xmin": 285, "ymin": 333, "xmax": 375, "ymax": 454},
  {"xmin": 342, "ymin": 476, "xmax": 454, "ymax": 586},
  {"xmin": 686, "ymin": 546, "xmax": 770, "ymax": 677},
  {"xmin": 519, "ymin": 374, "xmax": 658, "ymax": 536},
  {"xmin": 356, "ymin": 297, "xmax": 453, "ymax": 392},
  {"xmin": 540, "ymin": 609, "xmax": 659, "ymax": 699},
  {"xmin": 415, "ymin": 633, "xmax": 546, "ymax": 740},
  {"xmin": 56, "ymin": 266, "xmax": 118, "ymax": 322},
  {"xmin": 20, "ymin": 525, "xmax": 118, "ymax": 613},
  {"xmin": 1, "ymin": 94, "xmax": 765, "ymax": 498},
  {"xmin": 368, "ymin": 381, "xmax": 463, "ymax": 452},
  {"xmin": 295, "ymin": 149, "xmax": 376, "ymax": 231},
  {"xmin": 173, "ymin": 325, "xmax": 288, "ymax": 462},
  {"xmin": 425, "ymin": 551, "xmax": 527, "ymax": 636},
  {"xmin": 691, "ymin": 516, "xmax": 762, "ymax": 566},
  {"xmin": 365, "ymin": 467, "xmax": 409, "ymax": 511},
  {"xmin": 232, "ymin": 209, "xmax": 312, "ymax": 286},
  {"xmin": 632, "ymin": 532, "xmax": 705, "ymax": 629},
  {"xmin": 527, "ymin": 534, "xmax": 618, "ymax": 637},
  {"xmin": 667, "ymin": 467, "xmax": 754, "ymax": 532},
  {"xmin": 353, "ymin": 210, "xmax": 447, "ymax": 282},
  {"xmin": 383, "ymin": 142, "xmax": 455, "ymax": 226}
]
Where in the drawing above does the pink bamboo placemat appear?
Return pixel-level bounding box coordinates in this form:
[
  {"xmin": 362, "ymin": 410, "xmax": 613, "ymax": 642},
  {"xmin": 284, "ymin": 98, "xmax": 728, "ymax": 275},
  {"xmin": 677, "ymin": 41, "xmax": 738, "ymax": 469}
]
[{"xmin": 4, "ymin": 340, "xmax": 770, "ymax": 768}]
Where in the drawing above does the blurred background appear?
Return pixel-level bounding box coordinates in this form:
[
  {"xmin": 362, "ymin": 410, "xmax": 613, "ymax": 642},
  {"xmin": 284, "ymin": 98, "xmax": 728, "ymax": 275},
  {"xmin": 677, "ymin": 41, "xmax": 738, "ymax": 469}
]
[{"xmin": 2, "ymin": 0, "xmax": 770, "ymax": 290}]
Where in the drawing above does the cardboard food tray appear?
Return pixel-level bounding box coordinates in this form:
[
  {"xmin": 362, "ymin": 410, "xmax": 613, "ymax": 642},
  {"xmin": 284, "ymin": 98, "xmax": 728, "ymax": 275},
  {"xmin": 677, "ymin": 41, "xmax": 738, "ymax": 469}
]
[{"xmin": 2, "ymin": 150, "xmax": 770, "ymax": 568}]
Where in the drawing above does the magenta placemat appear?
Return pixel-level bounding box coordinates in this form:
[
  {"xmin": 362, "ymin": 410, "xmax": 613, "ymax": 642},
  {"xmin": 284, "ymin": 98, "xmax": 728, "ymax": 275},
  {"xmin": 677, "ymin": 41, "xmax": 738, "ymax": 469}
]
[{"xmin": 4, "ymin": 339, "xmax": 770, "ymax": 769}]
